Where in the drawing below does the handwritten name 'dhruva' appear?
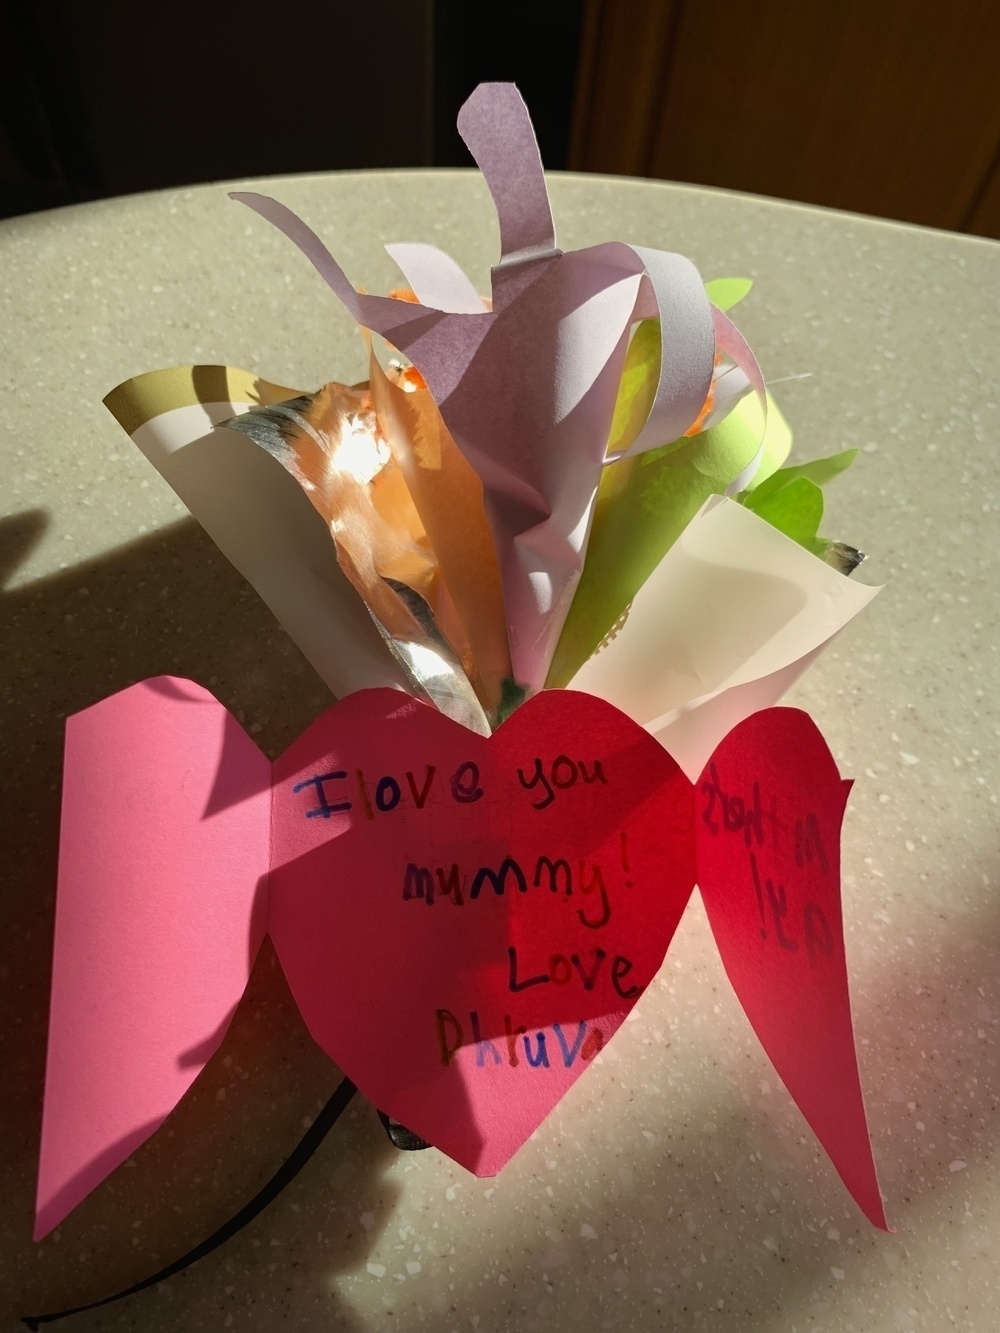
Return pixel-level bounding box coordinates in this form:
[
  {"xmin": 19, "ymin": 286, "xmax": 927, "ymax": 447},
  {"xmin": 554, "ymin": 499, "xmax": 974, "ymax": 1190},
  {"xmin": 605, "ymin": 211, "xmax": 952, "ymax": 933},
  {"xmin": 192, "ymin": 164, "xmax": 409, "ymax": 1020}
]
[{"xmin": 435, "ymin": 1009, "xmax": 605, "ymax": 1070}]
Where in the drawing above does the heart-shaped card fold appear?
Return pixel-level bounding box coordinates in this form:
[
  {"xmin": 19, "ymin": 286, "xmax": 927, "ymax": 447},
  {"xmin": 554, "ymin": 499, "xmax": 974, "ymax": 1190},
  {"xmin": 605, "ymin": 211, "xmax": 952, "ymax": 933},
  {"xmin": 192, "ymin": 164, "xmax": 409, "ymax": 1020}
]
[
  {"xmin": 38, "ymin": 677, "xmax": 886, "ymax": 1236},
  {"xmin": 696, "ymin": 709, "xmax": 887, "ymax": 1228}
]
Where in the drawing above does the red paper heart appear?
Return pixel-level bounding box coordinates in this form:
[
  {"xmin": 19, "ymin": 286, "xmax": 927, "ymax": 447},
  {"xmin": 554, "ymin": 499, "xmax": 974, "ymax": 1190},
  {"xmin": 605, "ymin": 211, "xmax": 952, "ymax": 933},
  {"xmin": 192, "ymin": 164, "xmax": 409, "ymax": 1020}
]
[
  {"xmin": 269, "ymin": 689, "xmax": 696, "ymax": 1174},
  {"xmin": 40, "ymin": 678, "xmax": 887, "ymax": 1236}
]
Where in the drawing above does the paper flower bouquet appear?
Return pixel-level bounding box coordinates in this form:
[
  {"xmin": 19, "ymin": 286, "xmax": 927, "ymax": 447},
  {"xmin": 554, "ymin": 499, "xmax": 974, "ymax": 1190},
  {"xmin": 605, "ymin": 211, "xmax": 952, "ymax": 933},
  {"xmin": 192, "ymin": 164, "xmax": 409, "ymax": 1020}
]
[{"xmin": 35, "ymin": 83, "xmax": 887, "ymax": 1249}]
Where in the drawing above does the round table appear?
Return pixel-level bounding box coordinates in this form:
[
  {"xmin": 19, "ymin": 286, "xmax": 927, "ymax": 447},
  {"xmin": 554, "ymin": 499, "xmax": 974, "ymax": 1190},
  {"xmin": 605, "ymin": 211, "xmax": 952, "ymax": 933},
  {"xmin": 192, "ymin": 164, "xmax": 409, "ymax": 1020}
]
[{"xmin": 2, "ymin": 170, "xmax": 998, "ymax": 1332}]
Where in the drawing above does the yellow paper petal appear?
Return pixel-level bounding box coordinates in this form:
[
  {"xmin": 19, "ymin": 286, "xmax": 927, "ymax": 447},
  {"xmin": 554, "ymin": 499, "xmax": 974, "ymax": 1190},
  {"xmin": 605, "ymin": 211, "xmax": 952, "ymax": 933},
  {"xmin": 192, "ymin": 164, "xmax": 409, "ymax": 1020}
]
[
  {"xmin": 104, "ymin": 364, "xmax": 302, "ymax": 432},
  {"xmin": 604, "ymin": 319, "xmax": 661, "ymax": 459}
]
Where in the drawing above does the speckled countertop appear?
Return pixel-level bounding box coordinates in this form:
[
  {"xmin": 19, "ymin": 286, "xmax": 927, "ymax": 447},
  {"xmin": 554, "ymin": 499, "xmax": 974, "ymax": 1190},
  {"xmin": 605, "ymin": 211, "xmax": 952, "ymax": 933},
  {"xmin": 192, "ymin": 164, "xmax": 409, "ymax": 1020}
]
[{"xmin": 1, "ymin": 171, "xmax": 998, "ymax": 1332}]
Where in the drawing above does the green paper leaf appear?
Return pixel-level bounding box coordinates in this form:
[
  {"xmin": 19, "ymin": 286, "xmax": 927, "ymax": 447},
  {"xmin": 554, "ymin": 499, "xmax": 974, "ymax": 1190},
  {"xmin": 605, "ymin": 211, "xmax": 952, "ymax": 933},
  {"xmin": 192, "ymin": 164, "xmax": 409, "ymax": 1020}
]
[
  {"xmin": 493, "ymin": 677, "xmax": 530, "ymax": 727},
  {"xmin": 745, "ymin": 475, "xmax": 825, "ymax": 551},
  {"xmin": 704, "ymin": 277, "xmax": 754, "ymax": 312},
  {"xmin": 746, "ymin": 448, "xmax": 858, "ymax": 508}
]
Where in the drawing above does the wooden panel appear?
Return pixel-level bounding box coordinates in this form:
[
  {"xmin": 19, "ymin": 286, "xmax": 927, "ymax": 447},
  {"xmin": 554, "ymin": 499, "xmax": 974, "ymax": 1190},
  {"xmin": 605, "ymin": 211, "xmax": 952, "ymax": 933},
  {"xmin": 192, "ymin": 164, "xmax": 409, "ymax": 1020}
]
[
  {"xmin": 965, "ymin": 149, "xmax": 1000, "ymax": 239},
  {"xmin": 647, "ymin": 0, "xmax": 1000, "ymax": 231},
  {"xmin": 569, "ymin": 0, "xmax": 681, "ymax": 175}
]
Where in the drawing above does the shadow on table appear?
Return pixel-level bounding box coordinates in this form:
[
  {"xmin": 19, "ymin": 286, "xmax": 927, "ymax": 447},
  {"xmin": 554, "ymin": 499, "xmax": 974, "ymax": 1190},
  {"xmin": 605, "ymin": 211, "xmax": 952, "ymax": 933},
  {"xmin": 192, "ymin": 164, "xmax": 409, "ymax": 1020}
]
[
  {"xmin": 395, "ymin": 856, "xmax": 1000, "ymax": 1331},
  {"xmin": 0, "ymin": 512, "xmax": 408, "ymax": 1330},
  {"xmin": 4, "ymin": 509, "xmax": 999, "ymax": 1330}
]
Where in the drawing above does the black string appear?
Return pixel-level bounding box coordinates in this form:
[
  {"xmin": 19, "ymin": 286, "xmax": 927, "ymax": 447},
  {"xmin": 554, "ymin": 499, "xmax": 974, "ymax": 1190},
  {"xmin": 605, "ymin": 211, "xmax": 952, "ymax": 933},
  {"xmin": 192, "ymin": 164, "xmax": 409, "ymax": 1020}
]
[{"xmin": 23, "ymin": 1077, "xmax": 357, "ymax": 1329}]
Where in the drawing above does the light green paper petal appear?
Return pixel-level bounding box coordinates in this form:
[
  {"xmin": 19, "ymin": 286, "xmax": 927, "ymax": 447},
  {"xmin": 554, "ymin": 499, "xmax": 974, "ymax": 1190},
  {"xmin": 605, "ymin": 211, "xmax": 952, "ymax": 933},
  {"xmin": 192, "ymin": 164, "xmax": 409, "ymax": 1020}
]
[
  {"xmin": 704, "ymin": 277, "xmax": 754, "ymax": 312},
  {"xmin": 605, "ymin": 279, "xmax": 755, "ymax": 458},
  {"xmin": 546, "ymin": 390, "xmax": 791, "ymax": 688},
  {"xmin": 740, "ymin": 389, "xmax": 792, "ymax": 489},
  {"xmin": 605, "ymin": 319, "xmax": 660, "ymax": 458}
]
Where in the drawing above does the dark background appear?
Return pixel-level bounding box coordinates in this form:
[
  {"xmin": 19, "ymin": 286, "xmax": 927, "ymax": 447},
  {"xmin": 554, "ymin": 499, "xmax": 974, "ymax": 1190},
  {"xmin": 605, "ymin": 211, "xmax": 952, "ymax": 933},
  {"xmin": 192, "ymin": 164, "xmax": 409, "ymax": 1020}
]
[
  {"xmin": 0, "ymin": 0, "xmax": 584, "ymax": 215},
  {"xmin": 2, "ymin": 0, "xmax": 998, "ymax": 238}
]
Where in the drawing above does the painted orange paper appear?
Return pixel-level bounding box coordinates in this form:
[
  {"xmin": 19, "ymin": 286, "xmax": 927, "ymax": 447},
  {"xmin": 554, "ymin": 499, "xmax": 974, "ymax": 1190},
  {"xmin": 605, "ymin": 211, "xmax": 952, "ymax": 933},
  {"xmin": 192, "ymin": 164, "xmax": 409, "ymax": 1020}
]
[{"xmin": 368, "ymin": 352, "xmax": 511, "ymax": 708}]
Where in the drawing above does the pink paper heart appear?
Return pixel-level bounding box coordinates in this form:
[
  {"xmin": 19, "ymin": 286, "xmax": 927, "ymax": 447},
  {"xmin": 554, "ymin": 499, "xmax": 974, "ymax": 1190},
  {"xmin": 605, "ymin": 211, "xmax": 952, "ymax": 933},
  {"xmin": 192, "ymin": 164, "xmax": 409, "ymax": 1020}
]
[{"xmin": 269, "ymin": 688, "xmax": 696, "ymax": 1174}]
